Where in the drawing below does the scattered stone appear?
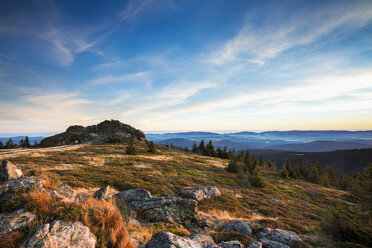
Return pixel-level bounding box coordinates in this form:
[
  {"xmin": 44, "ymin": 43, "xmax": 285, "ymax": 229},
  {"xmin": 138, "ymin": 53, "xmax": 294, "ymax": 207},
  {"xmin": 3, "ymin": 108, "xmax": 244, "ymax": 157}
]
[
  {"xmin": 128, "ymin": 218, "xmax": 141, "ymax": 226},
  {"xmin": 190, "ymin": 232, "xmax": 215, "ymax": 246},
  {"xmin": 219, "ymin": 240, "xmax": 244, "ymax": 248},
  {"xmin": 223, "ymin": 220, "xmax": 252, "ymax": 236},
  {"xmin": 0, "ymin": 209, "xmax": 35, "ymax": 237},
  {"xmin": 258, "ymin": 228, "xmax": 301, "ymax": 247},
  {"xmin": 0, "ymin": 160, "xmax": 23, "ymax": 181},
  {"xmin": 259, "ymin": 238, "xmax": 289, "ymax": 248},
  {"xmin": 248, "ymin": 241, "xmax": 263, "ymax": 248},
  {"xmin": 50, "ymin": 183, "xmax": 74, "ymax": 201},
  {"xmin": 24, "ymin": 220, "xmax": 96, "ymax": 248},
  {"xmin": 114, "ymin": 189, "xmax": 198, "ymax": 224},
  {"xmin": 179, "ymin": 186, "xmax": 221, "ymax": 201},
  {"xmin": 130, "ymin": 238, "xmax": 140, "ymax": 247},
  {"xmin": 74, "ymin": 192, "xmax": 88, "ymax": 202},
  {"xmin": 145, "ymin": 231, "xmax": 202, "ymax": 248},
  {"xmin": 93, "ymin": 185, "xmax": 110, "ymax": 201},
  {"xmin": 0, "ymin": 176, "xmax": 44, "ymax": 201},
  {"xmin": 271, "ymin": 196, "xmax": 280, "ymax": 201}
]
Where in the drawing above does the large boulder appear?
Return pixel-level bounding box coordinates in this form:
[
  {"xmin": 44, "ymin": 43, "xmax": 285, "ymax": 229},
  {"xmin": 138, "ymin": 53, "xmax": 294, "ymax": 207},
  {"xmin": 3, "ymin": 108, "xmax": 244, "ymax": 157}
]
[
  {"xmin": 179, "ymin": 186, "xmax": 221, "ymax": 201},
  {"xmin": 219, "ymin": 241, "xmax": 244, "ymax": 248},
  {"xmin": 223, "ymin": 220, "xmax": 252, "ymax": 236},
  {"xmin": 0, "ymin": 176, "xmax": 44, "ymax": 201},
  {"xmin": 145, "ymin": 231, "xmax": 202, "ymax": 248},
  {"xmin": 24, "ymin": 220, "xmax": 96, "ymax": 248},
  {"xmin": 0, "ymin": 209, "xmax": 35, "ymax": 237},
  {"xmin": 0, "ymin": 160, "xmax": 23, "ymax": 181},
  {"xmin": 248, "ymin": 241, "xmax": 263, "ymax": 248},
  {"xmin": 189, "ymin": 232, "xmax": 215, "ymax": 246},
  {"xmin": 40, "ymin": 119, "xmax": 147, "ymax": 146},
  {"xmin": 258, "ymin": 228, "xmax": 301, "ymax": 247},
  {"xmin": 114, "ymin": 189, "xmax": 198, "ymax": 224},
  {"xmin": 259, "ymin": 238, "xmax": 289, "ymax": 248}
]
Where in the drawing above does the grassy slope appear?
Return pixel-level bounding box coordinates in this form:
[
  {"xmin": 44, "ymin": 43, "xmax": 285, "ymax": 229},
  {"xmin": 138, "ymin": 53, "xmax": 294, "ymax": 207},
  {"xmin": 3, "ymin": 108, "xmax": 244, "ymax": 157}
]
[{"xmin": 3, "ymin": 144, "xmax": 351, "ymax": 246}]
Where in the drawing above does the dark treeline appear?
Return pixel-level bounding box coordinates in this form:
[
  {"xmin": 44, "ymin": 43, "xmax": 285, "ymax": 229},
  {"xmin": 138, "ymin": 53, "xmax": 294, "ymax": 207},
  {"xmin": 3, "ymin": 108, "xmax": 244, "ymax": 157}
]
[
  {"xmin": 187, "ymin": 139, "xmax": 358, "ymax": 190},
  {"xmin": 0, "ymin": 136, "xmax": 36, "ymax": 149}
]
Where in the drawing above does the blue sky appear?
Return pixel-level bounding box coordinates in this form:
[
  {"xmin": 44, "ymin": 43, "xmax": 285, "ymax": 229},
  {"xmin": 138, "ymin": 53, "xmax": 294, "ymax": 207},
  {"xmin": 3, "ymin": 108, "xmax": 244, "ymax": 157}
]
[{"xmin": 1, "ymin": 0, "xmax": 372, "ymax": 134}]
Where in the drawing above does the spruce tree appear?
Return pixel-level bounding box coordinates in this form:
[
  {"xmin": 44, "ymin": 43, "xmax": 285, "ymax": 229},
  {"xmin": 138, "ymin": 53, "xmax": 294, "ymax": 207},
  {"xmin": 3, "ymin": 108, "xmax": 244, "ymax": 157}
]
[
  {"xmin": 192, "ymin": 143, "xmax": 199, "ymax": 154},
  {"xmin": 244, "ymin": 151, "xmax": 252, "ymax": 172},
  {"xmin": 24, "ymin": 136, "xmax": 31, "ymax": 147},
  {"xmin": 5, "ymin": 138, "xmax": 14, "ymax": 149},
  {"xmin": 267, "ymin": 159, "xmax": 276, "ymax": 170},
  {"xmin": 251, "ymin": 165, "xmax": 265, "ymax": 187},
  {"xmin": 198, "ymin": 140, "xmax": 206, "ymax": 155},
  {"xmin": 294, "ymin": 158, "xmax": 304, "ymax": 179},
  {"xmin": 126, "ymin": 135, "xmax": 137, "ymax": 155},
  {"xmin": 0, "ymin": 140, "xmax": 3, "ymax": 149},
  {"xmin": 280, "ymin": 166, "xmax": 289, "ymax": 178},
  {"xmin": 147, "ymin": 141, "xmax": 157, "ymax": 153},
  {"xmin": 259, "ymin": 152, "xmax": 265, "ymax": 166},
  {"xmin": 226, "ymin": 158, "xmax": 239, "ymax": 172}
]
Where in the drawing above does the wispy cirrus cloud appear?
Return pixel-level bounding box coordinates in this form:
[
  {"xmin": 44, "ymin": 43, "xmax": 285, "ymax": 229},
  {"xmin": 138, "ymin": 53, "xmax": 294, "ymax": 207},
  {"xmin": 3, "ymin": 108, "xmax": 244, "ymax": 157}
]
[
  {"xmin": 90, "ymin": 72, "xmax": 151, "ymax": 85},
  {"xmin": 207, "ymin": 0, "xmax": 372, "ymax": 66},
  {"xmin": 120, "ymin": 0, "xmax": 155, "ymax": 22}
]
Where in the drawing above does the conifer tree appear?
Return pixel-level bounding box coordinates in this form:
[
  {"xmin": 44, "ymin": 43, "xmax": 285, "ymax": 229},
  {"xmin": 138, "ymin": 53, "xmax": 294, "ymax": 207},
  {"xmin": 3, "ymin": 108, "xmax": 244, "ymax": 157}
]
[
  {"xmin": 126, "ymin": 135, "xmax": 137, "ymax": 155},
  {"xmin": 226, "ymin": 158, "xmax": 239, "ymax": 172},
  {"xmin": 294, "ymin": 158, "xmax": 304, "ymax": 179},
  {"xmin": 259, "ymin": 152, "xmax": 265, "ymax": 166},
  {"xmin": 283, "ymin": 158, "xmax": 296, "ymax": 178},
  {"xmin": 147, "ymin": 141, "xmax": 157, "ymax": 153},
  {"xmin": 5, "ymin": 138, "xmax": 14, "ymax": 149},
  {"xmin": 244, "ymin": 151, "xmax": 252, "ymax": 172},
  {"xmin": 249, "ymin": 158, "xmax": 259, "ymax": 174},
  {"xmin": 0, "ymin": 140, "xmax": 3, "ymax": 149},
  {"xmin": 280, "ymin": 166, "xmax": 289, "ymax": 178},
  {"xmin": 192, "ymin": 143, "xmax": 199, "ymax": 154},
  {"xmin": 198, "ymin": 140, "xmax": 206, "ymax": 155},
  {"xmin": 24, "ymin": 136, "xmax": 31, "ymax": 147},
  {"xmin": 20, "ymin": 139, "xmax": 24, "ymax": 147},
  {"xmin": 251, "ymin": 165, "xmax": 265, "ymax": 187},
  {"xmin": 267, "ymin": 159, "xmax": 276, "ymax": 170}
]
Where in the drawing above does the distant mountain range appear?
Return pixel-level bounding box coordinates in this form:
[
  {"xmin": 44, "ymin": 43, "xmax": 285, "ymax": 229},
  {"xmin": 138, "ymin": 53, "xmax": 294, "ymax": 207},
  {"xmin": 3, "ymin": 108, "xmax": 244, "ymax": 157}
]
[{"xmin": 147, "ymin": 130, "xmax": 372, "ymax": 152}]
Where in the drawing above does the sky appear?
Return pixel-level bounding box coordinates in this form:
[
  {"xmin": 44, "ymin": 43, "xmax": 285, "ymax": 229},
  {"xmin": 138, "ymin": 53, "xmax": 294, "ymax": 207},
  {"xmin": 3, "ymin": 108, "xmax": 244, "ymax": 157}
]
[{"xmin": 0, "ymin": 0, "xmax": 372, "ymax": 134}]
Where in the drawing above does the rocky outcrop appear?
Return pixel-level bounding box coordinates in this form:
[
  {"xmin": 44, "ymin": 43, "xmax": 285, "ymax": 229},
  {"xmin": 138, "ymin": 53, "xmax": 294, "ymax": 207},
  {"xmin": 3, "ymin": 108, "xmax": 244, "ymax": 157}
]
[
  {"xmin": 219, "ymin": 241, "xmax": 244, "ymax": 248},
  {"xmin": 49, "ymin": 183, "xmax": 75, "ymax": 201},
  {"xmin": 0, "ymin": 176, "xmax": 44, "ymax": 201},
  {"xmin": 248, "ymin": 241, "xmax": 263, "ymax": 248},
  {"xmin": 190, "ymin": 232, "xmax": 215, "ymax": 246},
  {"xmin": 75, "ymin": 192, "xmax": 88, "ymax": 203},
  {"xmin": 145, "ymin": 231, "xmax": 202, "ymax": 248},
  {"xmin": 93, "ymin": 185, "xmax": 110, "ymax": 201},
  {"xmin": 223, "ymin": 220, "xmax": 252, "ymax": 236},
  {"xmin": 0, "ymin": 160, "xmax": 23, "ymax": 181},
  {"xmin": 0, "ymin": 209, "xmax": 35, "ymax": 237},
  {"xmin": 114, "ymin": 189, "xmax": 198, "ymax": 224},
  {"xmin": 179, "ymin": 186, "xmax": 221, "ymax": 201},
  {"xmin": 24, "ymin": 220, "xmax": 96, "ymax": 248},
  {"xmin": 259, "ymin": 238, "xmax": 289, "ymax": 248},
  {"xmin": 40, "ymin": 119, "xmax": 146, "ymax": 146},
  {"xmin": 258, "ymin": 228, "xmax": 301, "ymax": 247}
]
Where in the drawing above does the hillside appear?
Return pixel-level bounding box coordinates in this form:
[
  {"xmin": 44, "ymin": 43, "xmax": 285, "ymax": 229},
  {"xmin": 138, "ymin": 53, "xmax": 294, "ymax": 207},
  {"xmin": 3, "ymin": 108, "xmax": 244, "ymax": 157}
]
[
  {"xmin": 250, "ymin": 148, "xmax": 372, "ymax": 176},
  {"xmin": 1, "ymin": 142, "xmax": 368, "ymax": 247}
]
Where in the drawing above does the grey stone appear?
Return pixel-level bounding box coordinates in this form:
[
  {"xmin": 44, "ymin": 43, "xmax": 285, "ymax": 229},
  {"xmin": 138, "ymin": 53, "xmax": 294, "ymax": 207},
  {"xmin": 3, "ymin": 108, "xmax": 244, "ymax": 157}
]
[
  {"xmin": 259, "ymin": 238, "xmax": 289, "ymax": 248},
  {"xmin": 190, "ymin": 232, "xmax": 215, "ymax": 246},
  {"xmin": 223, "ymin": 220, "xmax": 252, "ymax": 236},
  {"xmin": 50, "ymin": 183, "xmax": 74, "ymax": 201},
  {"xmin": 24, "ymin": 220, "xmax": 96, "ymax": 248},
  {"xmin": 271, "ymin": 196, "xmax": 280, "ymax": 201},
  {"xmin": 114, "ymin": 189, "xmax": 197, "ymax": 224},
  {"xmin": 93, "ymin": 185, "xmax": 110, "ymax": 201},
  {"xmin": 248, "ymin": 241, "xmax": 263, "ymax": 248},
  {"xmin": 0, "ymin": 176, "xmax": 44, "ymax": 201},
  {"xmin": 145, "ymin": 231, "xmax": 202, "ymax": 248},
  {"xmin": 258, "ymin": 228, "xmax": 301, "ymax": 247},
  {"xmin": 0, "ymin": 160, "xmax": 23, "ymax": 181},
  {"xmin": 219, "ymin": 240, "xmax": 243, "ymax": 248},
  {"xmin": 179, "ymin": 186, "xmax": 221, "ymax": 201},
  {"xmin": 74, "ymin": 192, "xmax": 88, "ymax": 202},
  {"xmin": 0, "ymin": 209, "xmax": 35, "ymax": 237}
]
